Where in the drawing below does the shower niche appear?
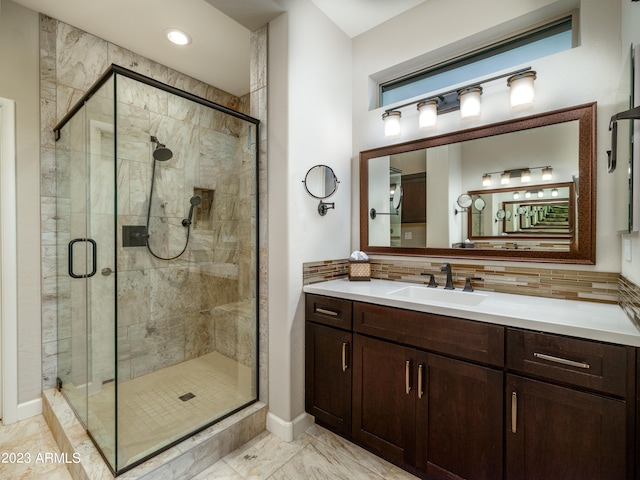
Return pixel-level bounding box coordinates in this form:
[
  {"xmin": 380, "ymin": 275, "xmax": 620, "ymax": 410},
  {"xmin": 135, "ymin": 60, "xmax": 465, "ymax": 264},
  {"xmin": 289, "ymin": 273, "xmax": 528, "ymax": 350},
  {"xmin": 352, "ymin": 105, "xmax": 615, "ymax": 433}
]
[
  {"xmin": 192, "ymin": 187, "xmax": 215, "ymax": 230},
  {"xmin": 53, "ymin": 65, "xmax": 260, "ymax": 475}
]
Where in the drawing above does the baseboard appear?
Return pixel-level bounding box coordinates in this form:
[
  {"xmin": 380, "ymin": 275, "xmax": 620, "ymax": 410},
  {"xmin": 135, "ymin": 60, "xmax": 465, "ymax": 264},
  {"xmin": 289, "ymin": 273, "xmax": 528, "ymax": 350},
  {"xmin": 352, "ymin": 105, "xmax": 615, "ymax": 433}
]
[
  {"xmin": 16, "ymin": 397, "xmax": 42, "ymax": 422},
  {"xmin": 266, "ymin": 411, "xmax": 314, "ymax": 442}
]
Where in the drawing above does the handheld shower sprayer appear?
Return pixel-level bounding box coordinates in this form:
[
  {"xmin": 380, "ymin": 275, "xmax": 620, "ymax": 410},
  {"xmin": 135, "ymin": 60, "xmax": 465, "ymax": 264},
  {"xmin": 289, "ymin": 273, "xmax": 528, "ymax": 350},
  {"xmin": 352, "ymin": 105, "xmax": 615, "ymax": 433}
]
[{"xmin": 182, "ymin": 195, "xmax": 202, "ymax": 227}]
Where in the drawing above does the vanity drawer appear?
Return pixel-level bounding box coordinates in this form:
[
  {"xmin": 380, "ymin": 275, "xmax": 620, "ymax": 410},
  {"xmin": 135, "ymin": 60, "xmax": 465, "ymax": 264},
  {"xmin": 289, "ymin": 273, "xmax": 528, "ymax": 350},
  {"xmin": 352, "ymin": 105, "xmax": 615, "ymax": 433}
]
[
  {"xmin": 353, "ymin": 302, "xmax": 504, "ymax": 367},
  {"xmin": 306, "ymin": 294, "xmax": 352, "ymax": 330},
  {"xmin": 506, "ymin": 328, "xmax": 630, "ymax": 397}
]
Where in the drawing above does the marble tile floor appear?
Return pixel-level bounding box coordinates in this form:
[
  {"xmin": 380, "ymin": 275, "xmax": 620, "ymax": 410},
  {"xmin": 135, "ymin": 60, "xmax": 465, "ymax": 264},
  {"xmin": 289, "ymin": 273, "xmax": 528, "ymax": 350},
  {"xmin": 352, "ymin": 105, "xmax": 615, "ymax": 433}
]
[{"xmin": 1, "ymin": 415, "xmax": 419, "ymax": 480}]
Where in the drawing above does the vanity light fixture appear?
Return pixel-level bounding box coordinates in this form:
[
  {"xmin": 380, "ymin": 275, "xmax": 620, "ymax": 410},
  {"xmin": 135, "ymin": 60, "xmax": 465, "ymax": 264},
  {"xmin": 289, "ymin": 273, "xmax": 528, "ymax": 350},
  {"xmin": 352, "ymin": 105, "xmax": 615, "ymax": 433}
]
[
  {"xmin": 165, "ymin": 28, "xmax": 192, "ymax": 46},
  {"xmin": 380, "ymin": 66, "xmax": 535, "ymax": 137},
  {"xmin": 458, "ymin": 87, "xmax": 483, "ymax": 119},
  {"xmin": 551, "ymin": 188, "xmax": 559, "ymax": 197},
  {"xmin": 481, "ymin": 165, "xmax": 552, "ymax": 187},
  {"xmin": 537, "ymin": 190, "xmax": 544, "ymax": 198},
  {"xmin": 417, "ymin": 100, "xmax": 438, "ymax": 129},
  {"xmin": 513, "ymin": 191, "xmax": 520, "ymax": 200},
  {"xmin": 508, "ymin": 71, "xmax": 537, "ymax": 107},
  {"xmin": 383, "ymin": 111, "xmax": 402, "ymax": 138}
]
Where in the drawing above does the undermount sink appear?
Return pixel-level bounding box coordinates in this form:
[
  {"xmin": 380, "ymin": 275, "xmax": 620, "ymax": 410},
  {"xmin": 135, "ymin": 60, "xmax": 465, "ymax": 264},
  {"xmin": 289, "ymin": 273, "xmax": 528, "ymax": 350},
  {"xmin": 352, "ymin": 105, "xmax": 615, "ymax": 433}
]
[{"xmin": 386, "ymin": 285, "xmax": 488, "ymax": 306}]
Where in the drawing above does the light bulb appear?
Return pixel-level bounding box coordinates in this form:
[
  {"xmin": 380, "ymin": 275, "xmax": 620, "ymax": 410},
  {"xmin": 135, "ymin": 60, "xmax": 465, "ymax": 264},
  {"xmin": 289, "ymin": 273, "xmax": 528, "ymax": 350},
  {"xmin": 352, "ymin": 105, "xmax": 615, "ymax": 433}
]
[
  {"xmin": 508, "ymin": 71, "xmax": 536, "ymax": 108},
  {"xmin": 458, "ymin": 87, "xmax": 482, "ymax": 119},
  {"xmin": 417, "ymin": 100, "xmax": 438, "ymax": 129},
  {"xmin": 382, "ymin": 111, "xmax": 401, "ymax": 138}
]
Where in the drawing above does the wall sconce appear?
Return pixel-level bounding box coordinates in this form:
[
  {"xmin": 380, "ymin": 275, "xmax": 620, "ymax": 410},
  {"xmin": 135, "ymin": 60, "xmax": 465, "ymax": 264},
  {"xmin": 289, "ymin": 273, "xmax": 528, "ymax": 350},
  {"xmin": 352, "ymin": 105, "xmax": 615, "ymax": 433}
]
[
  {"xmin": 508, "ymin": 71, "xmax": 537, "ymax": 107},
  {"xmin": 481, "ymin": 166, "xmax": 552, "ymax": 186},
  {"xmin": 382, "ymin": 111, "xmax": 402, "ymax": 138},
  {"xmin": 417, "ymin": 100, "xmax": 438, "ymax": 129},
  {"xmin": 458, "ymin": 87, "xmax": 483, "ymax": 120},
  {"xmin": 381, "ymin": 67, "xmax": 535, "ymax": 138}
]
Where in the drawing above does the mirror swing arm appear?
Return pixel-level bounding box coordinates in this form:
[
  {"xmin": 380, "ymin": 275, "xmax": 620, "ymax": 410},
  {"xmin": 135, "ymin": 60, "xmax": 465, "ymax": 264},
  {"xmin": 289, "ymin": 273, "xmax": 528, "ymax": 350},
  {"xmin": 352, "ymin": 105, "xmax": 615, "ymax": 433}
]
[{"xmin": 302, "ymin": 164, "xmax": 340, "ymax": 216}]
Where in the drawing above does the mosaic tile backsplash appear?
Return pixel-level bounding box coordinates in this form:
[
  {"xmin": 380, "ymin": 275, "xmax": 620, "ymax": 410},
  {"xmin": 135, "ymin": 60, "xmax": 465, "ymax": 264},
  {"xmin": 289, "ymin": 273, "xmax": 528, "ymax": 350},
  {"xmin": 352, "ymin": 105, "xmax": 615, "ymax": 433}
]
[{"xmin": 303, "ymin": 258, "xmax": 620, "ymax": 304}]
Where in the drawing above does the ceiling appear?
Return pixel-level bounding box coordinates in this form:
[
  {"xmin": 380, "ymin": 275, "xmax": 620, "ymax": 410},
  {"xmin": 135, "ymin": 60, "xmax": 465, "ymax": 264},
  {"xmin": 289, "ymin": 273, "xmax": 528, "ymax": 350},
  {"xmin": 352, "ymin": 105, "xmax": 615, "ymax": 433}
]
[{"xmin": 12, "ymin": 0, "xmax": 426, "ymax": 96}]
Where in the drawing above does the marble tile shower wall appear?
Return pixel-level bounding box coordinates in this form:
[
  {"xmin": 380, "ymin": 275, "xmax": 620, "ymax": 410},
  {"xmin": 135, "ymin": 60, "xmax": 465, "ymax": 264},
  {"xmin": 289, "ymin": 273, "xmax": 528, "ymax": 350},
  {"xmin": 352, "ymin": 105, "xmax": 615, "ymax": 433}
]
[{"xmin": 39, "ymin": 16, "xmax": 266, "ymax": 391}]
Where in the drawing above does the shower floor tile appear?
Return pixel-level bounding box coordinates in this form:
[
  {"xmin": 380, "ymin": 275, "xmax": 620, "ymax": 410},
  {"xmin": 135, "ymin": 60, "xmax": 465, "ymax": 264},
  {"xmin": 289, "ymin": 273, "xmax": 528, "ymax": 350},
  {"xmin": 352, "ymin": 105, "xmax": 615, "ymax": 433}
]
[{"xmin": 87, "ymin": 351, "xmax": 254, "ymax": 468}]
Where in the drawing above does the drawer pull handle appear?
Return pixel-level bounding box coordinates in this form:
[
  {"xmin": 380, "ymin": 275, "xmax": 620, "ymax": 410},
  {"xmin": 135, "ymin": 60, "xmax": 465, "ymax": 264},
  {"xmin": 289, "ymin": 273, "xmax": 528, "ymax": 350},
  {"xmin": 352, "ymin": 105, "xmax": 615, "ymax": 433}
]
[
  {"xmin": 534, "ymin": 352, "xmax": 590, "ymax": 369},
  {"xmin": 315, "ymin": 307, "xmax": 338, "ymax": 317},
  {"xmin": 417, "ymin": 364, "xmax": 424, "ymax": 399},
  {"xmin": 405, "ymin": 361, "xmax": 412, "ymax": 395},
  {"xmin": 511, "ymin": 391, "xmax": 517, "ymax": 433},
  {"xmin": 341, "ymin": 343, "xmax": 348, "ymax": 372}
]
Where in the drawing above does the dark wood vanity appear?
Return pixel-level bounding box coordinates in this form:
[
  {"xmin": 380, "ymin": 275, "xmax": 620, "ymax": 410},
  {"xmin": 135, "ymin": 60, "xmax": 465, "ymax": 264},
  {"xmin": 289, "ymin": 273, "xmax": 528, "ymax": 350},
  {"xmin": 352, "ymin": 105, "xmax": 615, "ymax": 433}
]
[{"xmin": 305, "ymin": 293, "xmax": 637, "ymax": 480}]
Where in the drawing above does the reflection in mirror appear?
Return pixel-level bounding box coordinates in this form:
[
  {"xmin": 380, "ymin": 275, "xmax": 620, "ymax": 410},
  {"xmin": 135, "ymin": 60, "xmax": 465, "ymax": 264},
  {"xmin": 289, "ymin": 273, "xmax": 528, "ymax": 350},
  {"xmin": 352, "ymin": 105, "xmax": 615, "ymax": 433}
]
[
  {"xmin": 360, "ymin": 103, "xmax": 596, "ymax": 263},
  {"xmin": 467, "ymin": 182, "xmax": 574, "ymax": 251},
  {"xmin": 303, "ymin": 164, "xmax": 339, "ymax": 199}
]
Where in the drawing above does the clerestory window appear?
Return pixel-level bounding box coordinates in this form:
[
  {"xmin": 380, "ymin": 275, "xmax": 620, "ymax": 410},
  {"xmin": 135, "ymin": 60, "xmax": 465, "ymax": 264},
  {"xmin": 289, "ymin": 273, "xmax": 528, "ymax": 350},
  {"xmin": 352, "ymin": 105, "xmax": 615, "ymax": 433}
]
[{"xmin": 380, "ymin": 17, "xmax": 574, "ymax": 108}]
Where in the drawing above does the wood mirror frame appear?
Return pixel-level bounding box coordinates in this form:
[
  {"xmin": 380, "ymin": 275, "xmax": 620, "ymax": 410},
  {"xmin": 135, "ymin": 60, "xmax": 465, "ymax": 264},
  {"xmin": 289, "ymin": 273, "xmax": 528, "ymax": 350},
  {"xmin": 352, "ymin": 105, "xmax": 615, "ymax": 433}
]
[{"xmin": 359, "ymin": 103, "xmax": 596, "ymax": 264}]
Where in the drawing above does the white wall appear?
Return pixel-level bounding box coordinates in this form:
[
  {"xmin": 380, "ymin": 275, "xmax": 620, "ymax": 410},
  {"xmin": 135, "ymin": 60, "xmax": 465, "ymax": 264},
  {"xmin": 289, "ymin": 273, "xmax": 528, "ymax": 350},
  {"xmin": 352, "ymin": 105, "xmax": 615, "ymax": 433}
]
[
  {"xmin": 0, "ymin": 0, "xmax": 41, "ymax": 408},
  {"xmin": 268, "ymin": 0, "xmax": 352, "ymax": 429},
  {"xmin": 351, "ymin": 0, "xmax": 625, "ymax": 272},
  {"xmin": 621, "ymin": 0, "xmax": 640, "ymax": 284}
]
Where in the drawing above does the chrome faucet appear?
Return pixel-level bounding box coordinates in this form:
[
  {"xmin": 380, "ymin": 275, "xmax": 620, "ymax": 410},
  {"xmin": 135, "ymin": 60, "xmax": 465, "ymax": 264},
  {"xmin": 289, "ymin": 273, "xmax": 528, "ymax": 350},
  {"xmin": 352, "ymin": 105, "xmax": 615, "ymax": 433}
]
[{"xmin": 441, "ymin": 263, "xmax": 454, "ymax": 290}]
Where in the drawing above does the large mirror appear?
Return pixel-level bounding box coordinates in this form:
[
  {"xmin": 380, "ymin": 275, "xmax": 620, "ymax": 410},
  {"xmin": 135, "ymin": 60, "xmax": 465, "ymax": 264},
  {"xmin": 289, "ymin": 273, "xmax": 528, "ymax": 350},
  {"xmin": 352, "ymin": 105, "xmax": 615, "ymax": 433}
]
[{"xmin": 360, "ymin": 103, "xmax": 596, "ymax": 263}]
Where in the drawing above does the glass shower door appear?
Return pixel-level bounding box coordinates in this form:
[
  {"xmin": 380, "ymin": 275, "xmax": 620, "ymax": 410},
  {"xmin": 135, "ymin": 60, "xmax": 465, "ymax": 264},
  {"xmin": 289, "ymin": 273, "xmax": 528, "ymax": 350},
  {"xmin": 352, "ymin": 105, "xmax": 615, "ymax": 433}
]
[{"xmin": 56, "ymin": 76, "xmax": 117, "ymax": 471}]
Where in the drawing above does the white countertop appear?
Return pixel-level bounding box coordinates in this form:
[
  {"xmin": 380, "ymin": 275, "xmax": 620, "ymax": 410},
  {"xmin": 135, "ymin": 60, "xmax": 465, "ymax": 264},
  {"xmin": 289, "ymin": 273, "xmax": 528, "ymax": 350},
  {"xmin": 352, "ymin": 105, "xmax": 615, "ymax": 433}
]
[{"xmin": 303, "ymin": 278, "xmax": 640, "ymax": 347}]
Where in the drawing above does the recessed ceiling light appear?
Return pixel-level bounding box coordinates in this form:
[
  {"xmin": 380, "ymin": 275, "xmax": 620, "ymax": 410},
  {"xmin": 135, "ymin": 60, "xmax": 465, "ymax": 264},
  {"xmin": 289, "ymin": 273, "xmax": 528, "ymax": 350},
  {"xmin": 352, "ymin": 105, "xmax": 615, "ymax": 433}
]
[{"xmin": 165, "ymin": 28, "xmax": 192, "ymax": 46}]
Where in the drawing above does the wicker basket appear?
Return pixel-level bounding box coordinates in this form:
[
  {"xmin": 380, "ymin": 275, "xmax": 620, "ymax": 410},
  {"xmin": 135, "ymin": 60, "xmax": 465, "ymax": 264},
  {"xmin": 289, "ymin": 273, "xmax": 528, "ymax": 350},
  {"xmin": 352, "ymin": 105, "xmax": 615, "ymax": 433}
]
[{"xmin": 348, "ymin": 260, "xmax": 371, "ymax": 281}]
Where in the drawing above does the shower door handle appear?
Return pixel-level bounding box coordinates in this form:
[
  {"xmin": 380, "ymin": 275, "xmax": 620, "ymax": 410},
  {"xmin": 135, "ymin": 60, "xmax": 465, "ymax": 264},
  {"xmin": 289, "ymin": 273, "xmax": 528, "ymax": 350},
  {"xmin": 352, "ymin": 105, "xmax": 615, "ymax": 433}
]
[{"xmin": 68, "ymin": 238, "xmax": 97, "ymax": 278}]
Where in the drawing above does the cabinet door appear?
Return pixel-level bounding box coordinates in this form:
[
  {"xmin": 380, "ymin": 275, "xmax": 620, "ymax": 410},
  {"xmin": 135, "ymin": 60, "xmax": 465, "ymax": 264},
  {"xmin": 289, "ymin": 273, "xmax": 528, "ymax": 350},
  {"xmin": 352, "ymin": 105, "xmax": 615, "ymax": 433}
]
[
  {"xmin": 305, "ymin": 322, "xmax": 352, "ymax": 436},
  {"xmin": 506, "ymin": 374, "xmax": 627, "ymax": 480},
  {"xmin": 352, "ymin": 334, "xmax": 416, "ymax": 467},
  {"xmin": 415, "ymin": 352, "xmax": 503, "ymax": 480}
]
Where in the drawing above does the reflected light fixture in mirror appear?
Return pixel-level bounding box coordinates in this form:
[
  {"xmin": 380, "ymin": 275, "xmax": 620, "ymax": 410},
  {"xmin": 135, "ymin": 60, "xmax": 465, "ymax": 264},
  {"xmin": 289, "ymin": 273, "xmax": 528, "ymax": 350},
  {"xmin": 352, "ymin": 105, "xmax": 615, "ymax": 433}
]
[
  {"xmin": 552, "ymin": 188, "xmax": 559, "ymax": 197},
  {"xmin": 508, "ymin": 71, "xmax": 537, "ymax": 107},
  {"xmin": 417, "ymin": 100, "xmax": 438, "ymax": 129},
  {"xmin": 383, "ymin": 111, "xmax": 402, "ymax": 138},
  {"xmin": 458, "ymin": 86, "xmax": 482, "ymax": 119}
]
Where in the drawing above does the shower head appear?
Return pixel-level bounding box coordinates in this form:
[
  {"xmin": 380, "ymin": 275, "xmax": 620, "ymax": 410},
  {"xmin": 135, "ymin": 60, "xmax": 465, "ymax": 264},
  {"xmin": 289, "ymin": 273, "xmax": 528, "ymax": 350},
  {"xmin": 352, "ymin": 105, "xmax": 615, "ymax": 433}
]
[
  {"xmin": 190, "ymin": 195, "xmax": 202, "ymax": 206},
  {"xmin": 150, "ymin": 136, "xmax": 173, "ymax": 161}
]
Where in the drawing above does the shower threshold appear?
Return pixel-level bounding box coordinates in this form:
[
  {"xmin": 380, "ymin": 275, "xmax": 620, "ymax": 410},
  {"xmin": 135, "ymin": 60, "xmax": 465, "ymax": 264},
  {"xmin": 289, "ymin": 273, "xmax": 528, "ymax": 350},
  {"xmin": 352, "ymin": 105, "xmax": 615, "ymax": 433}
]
[{"xmin": 44, "ymin": 354, "xmax": 265, "ymax": 478}]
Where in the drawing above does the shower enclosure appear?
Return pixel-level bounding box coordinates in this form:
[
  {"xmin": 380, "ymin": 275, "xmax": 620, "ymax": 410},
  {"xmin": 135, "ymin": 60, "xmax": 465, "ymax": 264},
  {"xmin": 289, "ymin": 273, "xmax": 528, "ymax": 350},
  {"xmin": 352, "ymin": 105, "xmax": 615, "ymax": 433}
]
[{"xmin": 53, "ymin": 65, "xmax": 260, "ymax": 474}]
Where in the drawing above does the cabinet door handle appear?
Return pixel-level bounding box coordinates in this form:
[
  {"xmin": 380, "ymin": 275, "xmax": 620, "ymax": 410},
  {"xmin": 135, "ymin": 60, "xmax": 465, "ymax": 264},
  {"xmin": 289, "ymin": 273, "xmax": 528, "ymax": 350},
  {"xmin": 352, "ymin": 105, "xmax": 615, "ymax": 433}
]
[
  {"xmin": 417, "ymin": 364, "xmax": 424, "ymax": 399},
  {"xmin": 341, "ymin": 342, "xmax": 348, "ymax": 372},
  {"xmin": 405, "ymin": 360, "xmax": 412, "ymax": 394},
  {"xmin": 533, "ymin": 352, "xmax": 590, "ymax": 369},
  {"xmin": 511, "ymin": 391, "xmax": 517, "ymax": 433},
  {"xmin": 315, "ymin": 307, "xmax": 338, "ymax": 316}
]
